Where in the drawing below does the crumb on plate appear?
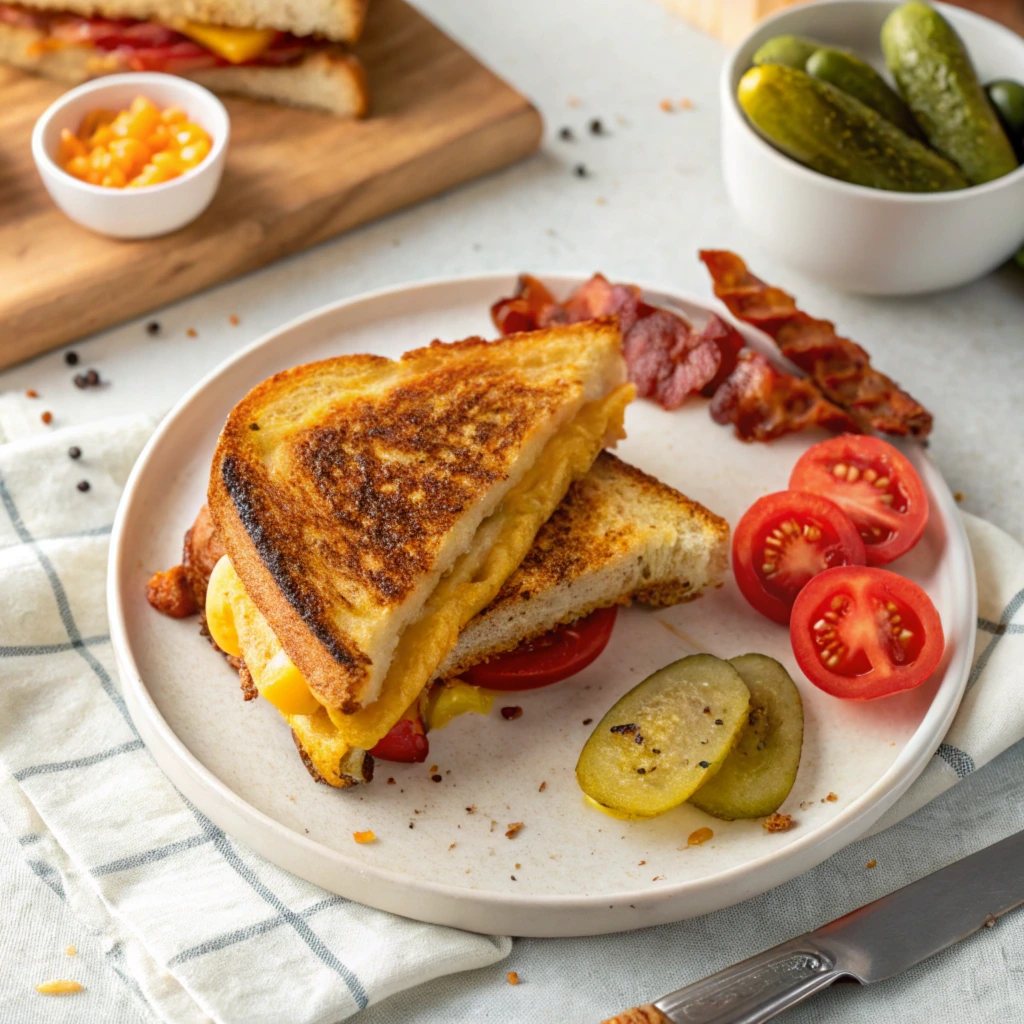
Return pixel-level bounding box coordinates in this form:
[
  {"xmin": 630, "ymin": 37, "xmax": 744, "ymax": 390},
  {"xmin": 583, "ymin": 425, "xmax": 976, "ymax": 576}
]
[
  {"xmin": 505, "ymin": 822, "xmax": 524, "ymax": 839},
  {"xmin": 763, "ymin": 813, "xmax": 794, "ymax": 833},
  {"xmin": 352, "ymin": 830, "xmax": 376, "ymax": 844}
]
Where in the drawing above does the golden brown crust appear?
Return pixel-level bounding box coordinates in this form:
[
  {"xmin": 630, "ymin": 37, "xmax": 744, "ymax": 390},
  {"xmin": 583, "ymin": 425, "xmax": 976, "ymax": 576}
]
[
  {"xmin": 474, "ymin": 452, "xmax": 728, "ymax": 617},
  {"xmin": 14, "ymin": 0, "xmax": 367, "ymax": 43},
  {"xmin": 209, "ymin": 320, "xmax": 625, "ymax": 712}
]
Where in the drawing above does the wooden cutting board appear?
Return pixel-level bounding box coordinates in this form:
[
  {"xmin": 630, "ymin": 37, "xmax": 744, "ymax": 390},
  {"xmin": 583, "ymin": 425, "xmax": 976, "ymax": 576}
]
[{"xmin": 0, "ymin": 0, "xmax": 542, "ymax": 369}]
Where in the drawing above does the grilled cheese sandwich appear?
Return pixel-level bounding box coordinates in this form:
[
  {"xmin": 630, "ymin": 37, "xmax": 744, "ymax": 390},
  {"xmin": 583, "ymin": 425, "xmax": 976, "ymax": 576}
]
[
  {"xmin": 204, "ymin": 320, "xmax": 630, "ymax": 785},
  {"xmin": 0, "ymin": 0, "xmax": 369, "ymax": 115}
]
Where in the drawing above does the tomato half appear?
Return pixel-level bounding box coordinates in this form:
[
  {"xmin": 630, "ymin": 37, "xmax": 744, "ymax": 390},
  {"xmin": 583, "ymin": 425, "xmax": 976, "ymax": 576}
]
[
  {"xmin": 461, "ymin": 606, "xmax": 618, "ymax": 691},
  {"xmin": 370, "ymin": 716, "xmax": 429, "ymax": 763},
  {"xmin": 732, "ymin": 491, "xmax": 866, "ymax": 624},
  {"xmin": 789, "ymin": 435, "xmax": 928, "ymax": 567},
  {"xmin": 791, "ymin": 566, "xmax": 944, "ymax": 699}
]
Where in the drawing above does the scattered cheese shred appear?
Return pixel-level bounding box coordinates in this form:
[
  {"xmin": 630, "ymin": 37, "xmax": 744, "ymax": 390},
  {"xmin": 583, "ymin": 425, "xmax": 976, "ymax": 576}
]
[
  {"xmin": 353, "ymin": 830, "xmax": 376, "ymax": 844},
  {"xmin": 507, "ymin": 971, "xmax": 520, "ymax": 985},
  {"xmin": 35, "ymin": 980, "xmax": 83, "ymax": 995},
  {"xmin": 65, "ymin": 945, "xmax": 77, "ymax": 957}
]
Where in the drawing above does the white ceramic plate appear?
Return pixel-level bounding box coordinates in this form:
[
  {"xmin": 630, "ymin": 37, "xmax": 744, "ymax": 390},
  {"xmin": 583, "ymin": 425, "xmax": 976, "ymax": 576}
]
[{"xmin": 108, "ymin": 274, "xmax": 975, "ymax": 938}]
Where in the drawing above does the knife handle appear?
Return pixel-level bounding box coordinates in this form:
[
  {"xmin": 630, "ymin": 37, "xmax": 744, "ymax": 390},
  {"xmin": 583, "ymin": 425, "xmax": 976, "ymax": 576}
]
[{"xmin": 605, "ymin": 937, "xmax": 840, "ymax": 1024}]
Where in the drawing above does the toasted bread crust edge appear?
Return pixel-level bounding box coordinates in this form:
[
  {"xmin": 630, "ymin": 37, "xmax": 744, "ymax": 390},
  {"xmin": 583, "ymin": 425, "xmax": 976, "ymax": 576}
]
[
  {"xmin": 0, "ymin": 25, "xmax": 368, "ymax": 115},
  {"xmin": 13, "ymin": 0, "xmax": 368, "ymax": 43}
]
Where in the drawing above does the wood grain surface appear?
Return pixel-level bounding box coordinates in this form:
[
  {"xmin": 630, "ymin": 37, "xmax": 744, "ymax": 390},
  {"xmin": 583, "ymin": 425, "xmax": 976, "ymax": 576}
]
[{"xmin": 0, "ymin": 0, "xmax": 542, "ymax": 368}]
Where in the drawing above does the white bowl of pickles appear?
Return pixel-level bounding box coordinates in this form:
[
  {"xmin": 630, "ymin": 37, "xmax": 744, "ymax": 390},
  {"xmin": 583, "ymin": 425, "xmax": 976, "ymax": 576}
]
[{"xmin": 721, "ymin": 0, "xmax": 1024, "ymax": 295}]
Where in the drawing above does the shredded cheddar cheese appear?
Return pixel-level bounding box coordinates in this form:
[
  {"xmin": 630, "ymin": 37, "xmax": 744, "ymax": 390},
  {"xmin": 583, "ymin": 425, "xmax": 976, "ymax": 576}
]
[
  {"xmin": 60, "ymin": 96, "xmax": 212, "ymax": 189},
  {"xmin": 35, "ymin": 980, "xmax": 83, "ymax": 995}
]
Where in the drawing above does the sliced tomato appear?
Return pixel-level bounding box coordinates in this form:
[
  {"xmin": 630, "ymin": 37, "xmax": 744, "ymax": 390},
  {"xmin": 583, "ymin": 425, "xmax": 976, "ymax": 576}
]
[
  {"xmin": 790, "ymin": 435, "xmax": 928, "ymax": 566},
  {"xmin": 790, "ymin": 566, "xmax": 944, "ymax": 699},
  {"xmin": 732, "ymin": 491, "xmax": 866, "ymax": 624},
  {"xmin": 370, "ymin": 716, "xmax": 428, "ymax": 763},
  {"xmin": 461, "ymin": 606, "xmax": 618, "ymax": 691}
]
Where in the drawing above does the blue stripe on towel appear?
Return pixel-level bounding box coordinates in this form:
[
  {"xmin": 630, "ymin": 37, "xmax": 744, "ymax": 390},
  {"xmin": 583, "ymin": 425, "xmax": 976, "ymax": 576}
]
[
  {"xmin": 0, "ymin": 474, "xmax": 135, "ymax": 730},
  {"xmin": 936, "ymin": 742, "xmax": 976, "ymax": 778},
  {"xmin": 969, "ymin": 587, "xmax": 1024, "ymax": 693},
  {"xmin": 13, "ymin": 739, "xmax": 144, "ymax": 781},
  {"xmin": 0, "ymin": 635, "xmax": 110, "ymax": 658},
  {"xmin": 92, "ymin": 834, "xmax": 216, "ymax": 876},
  {"xmin": 168, "ymin": 896, "xmax": 347, "ymax": 967}
]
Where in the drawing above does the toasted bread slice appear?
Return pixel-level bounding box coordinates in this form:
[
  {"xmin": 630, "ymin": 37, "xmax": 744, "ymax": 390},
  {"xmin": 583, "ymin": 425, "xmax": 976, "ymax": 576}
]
[
  {"xmin": 209, "ymin": 320, "xmax": 628, "ymax": 721},
  {"xmin": 12, "ymin": 0, "xmax": 367, "ymax": 43},
  {"xmin": 0, "ymin": 25, "xmax": 367, "ymax": 115},
  {"xmin": 438, "ymin": 452, "xmax": 730, "ymax": 678}
]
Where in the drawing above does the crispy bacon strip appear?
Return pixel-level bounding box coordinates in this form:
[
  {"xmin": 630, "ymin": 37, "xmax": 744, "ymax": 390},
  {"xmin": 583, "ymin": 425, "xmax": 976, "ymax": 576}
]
[
  {"xmin": 699, "ymin": 251, "xmax": 932, "ymax": 438},
  {"xmin": 710, "ymin": 351, "xmax": 860, "ymax": 443},
  {"xmin": 492, "ymin": 274, "xmax": 722, "ymax": 409}
]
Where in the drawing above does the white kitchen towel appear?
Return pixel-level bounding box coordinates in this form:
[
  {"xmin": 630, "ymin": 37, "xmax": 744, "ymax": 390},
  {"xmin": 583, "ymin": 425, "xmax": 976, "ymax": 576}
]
[
  {"xmin": 0, "ymin": 417, "xmax": 508, "ymax": 1024},
  {"xmin": 0, "ymin": 415, "xmax": 1021, "ymax": 1024}
]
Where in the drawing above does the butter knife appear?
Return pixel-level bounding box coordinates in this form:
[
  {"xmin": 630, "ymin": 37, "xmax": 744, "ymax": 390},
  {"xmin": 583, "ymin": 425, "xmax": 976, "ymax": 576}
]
[{"xmin": 604, "ymin": 828, "xmax": 1024, "ymax": 1024}]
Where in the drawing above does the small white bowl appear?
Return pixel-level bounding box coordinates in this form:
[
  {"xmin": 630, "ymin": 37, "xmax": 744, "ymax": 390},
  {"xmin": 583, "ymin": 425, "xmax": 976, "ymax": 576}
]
[
  {"xmin": 722, "ymin": 0, "xmax": 1024, "ymax": 295},
  {"xmin": 32, "ymin": 72, "xmax": 229, "ymax": 240}
]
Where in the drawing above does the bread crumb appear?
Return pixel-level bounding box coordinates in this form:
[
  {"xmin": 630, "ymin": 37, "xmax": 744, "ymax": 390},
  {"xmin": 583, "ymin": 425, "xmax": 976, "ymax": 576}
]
[
  {"xmin": 954, "ymin": 492, "xmax": 965, "ymax": 502},
  {"xmin": 826, "ymin": 792, "xmax": 838, "ymax": 802},
  {"xmin": 353, "ymin": 830, "xmax": 376, "ymax": 844},
  {"xmin": 763, "ymin": 813, "xmax": 794, "ymax": 833},
  {"xmin": 507, "ymin": 971, "xmax": 520, "ymax": 985},
  {"xmin": 35, "ymin": 980, "xmax": 82, "ymax": 995},
  {"xmin": 448, "ymin": 843, "xmax": 456, "ymax": 851},
  {"xmin": 538, "ymin": 781, "xmax": 547, "ymax": 792},
  {"xmin": 64, "ymin": 945, "xmax": 76, "ymax": 957},
  {"xmin": 25, "ymin": 389, "xmax": 39, "ymax": 398},
  {"xmin": 866, "ymin": 859, "xmax": 877, "ymax": 869},
  {"xmin": 652, "ymin": 875, "xmax": 665, "ymax": 881},
  {"xmin": 186, "ymin": 328, "xmax": 197, "ymax": 338},
  {"xmin": 466, "ymin": 805, "xmax": 476, "ymax": 814},
  {"xmin": 429, "ymin": 765, "xmax": 438, "ymax": 773},
  {"xmin": 505, "ymin": 822, "xmax": 524, "ymax": 839},
  {"xmin": 387, "ymin": 778, "xmax": 395, "ymax": 785},
  {"xmin": 638, "ymin": 860, "xmax": 646, "ymax": 865},
  {"xmin": 229, "ymin": 315, "xmax": 240, "ymax": 326}
]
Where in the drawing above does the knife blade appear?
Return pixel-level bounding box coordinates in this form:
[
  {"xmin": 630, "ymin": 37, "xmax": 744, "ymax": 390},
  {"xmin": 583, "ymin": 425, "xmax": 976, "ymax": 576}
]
[{"xmin": 604, "ymin": 829, "xmax": 1024, "ymax": 1024}]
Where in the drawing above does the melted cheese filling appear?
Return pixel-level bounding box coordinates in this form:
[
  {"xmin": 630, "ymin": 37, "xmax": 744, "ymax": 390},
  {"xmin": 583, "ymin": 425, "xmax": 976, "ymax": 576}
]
[
  {"xmin": 176, "ymin": 22, "xmax": 278, "ymax": 63},
  {"xmin": 207, "ymin": 384, "xmax": 633, "ymax": 785}
]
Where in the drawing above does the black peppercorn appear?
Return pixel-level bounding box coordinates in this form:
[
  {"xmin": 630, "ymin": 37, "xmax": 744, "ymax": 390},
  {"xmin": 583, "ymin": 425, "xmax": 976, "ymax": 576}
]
[
  {"xmin": 558, "ymin": 126, "xmax": 573, "ymax": 141},
  {"xmin": 73, "ymin": 374, "xmax": 88, "ymax": 389},
  {"xmin": 589, "ymin": 118, "xmax": 604, "ymax": 135},
  {"xmin": 146, "ymin": 321, "xmax": 161, "ymax": 336},
  {"xmin": 64, "ymin": 351, "xmax": 79, "ymax": 366},
  {"xmin": 573, "ymin": 163, "xmax": 588, "ymax": 178},
  {"xmin": 68, "ymin": 446, "xmax": 81, "ymax": 460},
  {"xmin": 85, "ymin": 369, "xmax": 100, "ymax": 386},
  {"xmin": 76, "ymin": 480, "xmax": 90, "ymax": 492}
]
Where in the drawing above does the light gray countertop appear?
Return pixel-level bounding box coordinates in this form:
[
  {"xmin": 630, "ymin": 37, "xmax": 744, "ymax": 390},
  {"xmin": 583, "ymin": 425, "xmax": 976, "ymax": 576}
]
[{"xmin": 1, "ymin": 0, "xmax": 1021, "ymax": 1019}]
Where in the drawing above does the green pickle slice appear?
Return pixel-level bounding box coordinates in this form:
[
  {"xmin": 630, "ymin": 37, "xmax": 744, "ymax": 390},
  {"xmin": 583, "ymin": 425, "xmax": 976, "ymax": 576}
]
[
  {"xmin": 689, "ymin": 654, "xmax": 803, "ymax": 821},
  {"xmin": 576, "ymin": 654, "xmax": 750, "ymax": 818}
]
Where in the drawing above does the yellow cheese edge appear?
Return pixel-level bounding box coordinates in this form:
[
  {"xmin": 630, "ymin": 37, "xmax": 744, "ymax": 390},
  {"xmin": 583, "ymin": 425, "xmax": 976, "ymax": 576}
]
[
  {"xmin": 176, "ymin": 22, "xmax": 277, "ymax": 64},
  {"xmin": 211, "ymin": 383, "xmax": 634, "ymax": 783}
]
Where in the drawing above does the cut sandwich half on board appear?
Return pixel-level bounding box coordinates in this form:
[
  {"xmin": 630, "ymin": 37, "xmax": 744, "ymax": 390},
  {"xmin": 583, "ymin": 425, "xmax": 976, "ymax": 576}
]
[
  {"xmin": 0, "ymin": 0, "xmax": 369, "ymax": 115},
  {"xmin": 207, "ymin": 319, "xmax": 632, "ymax": 785}
]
